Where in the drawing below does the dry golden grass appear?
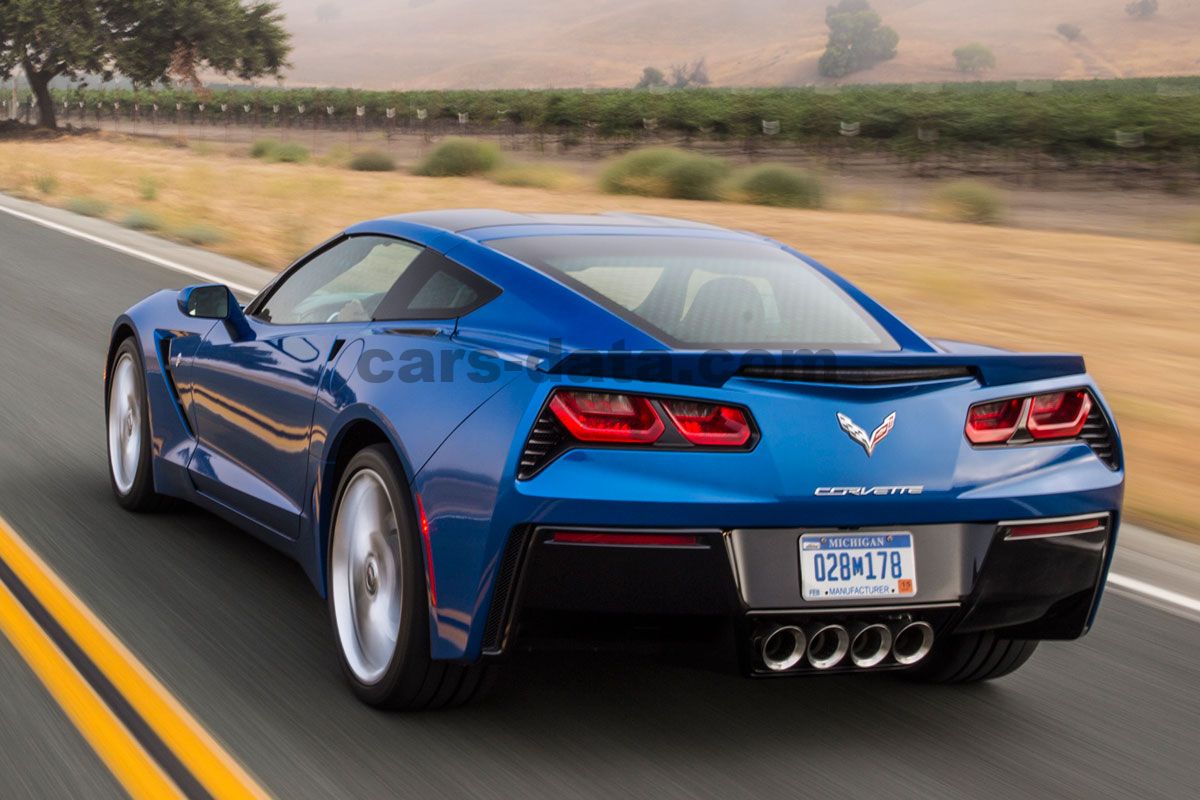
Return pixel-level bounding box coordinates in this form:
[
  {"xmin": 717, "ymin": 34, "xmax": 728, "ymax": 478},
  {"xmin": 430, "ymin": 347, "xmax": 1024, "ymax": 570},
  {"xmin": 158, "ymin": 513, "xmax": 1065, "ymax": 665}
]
[{"xmin": 1, "ymin": 135, "xmax": 1196, "ymax": 539}]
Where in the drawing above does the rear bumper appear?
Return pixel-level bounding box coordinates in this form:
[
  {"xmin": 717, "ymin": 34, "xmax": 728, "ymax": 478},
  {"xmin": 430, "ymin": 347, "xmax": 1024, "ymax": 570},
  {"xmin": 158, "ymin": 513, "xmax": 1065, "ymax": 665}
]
[{"xmin": 486, "ymin": 514, "xmax": 1116, "ymax": 665}]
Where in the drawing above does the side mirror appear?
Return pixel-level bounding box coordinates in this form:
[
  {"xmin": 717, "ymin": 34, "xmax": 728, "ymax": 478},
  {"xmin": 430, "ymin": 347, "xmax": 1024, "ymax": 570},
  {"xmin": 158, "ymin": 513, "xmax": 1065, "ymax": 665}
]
[
  {"xmin": 178, "ymin": 284, "xmax": 233, "ymax": 319},
  {"xmin": 177, "ymin": 284, "xmax": 255, "ymax": 341}
]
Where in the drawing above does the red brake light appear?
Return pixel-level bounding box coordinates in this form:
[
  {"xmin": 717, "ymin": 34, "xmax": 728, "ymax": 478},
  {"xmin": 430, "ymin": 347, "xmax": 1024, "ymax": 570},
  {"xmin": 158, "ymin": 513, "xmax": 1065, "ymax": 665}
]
[
  {"xmin": 1027, "ymin": 390, "xmax": 1092, "ymax": 440},
  {"xmin": 965, "ymin": 398, "xmax": 1025, "ymax": 444},
  {"xmin": 548, "ymin": 391, "xmax": 665, "ymax": 444},
  {"xmin": 662, "ymin": 400, "xmax": 752, "ymax": 447}
]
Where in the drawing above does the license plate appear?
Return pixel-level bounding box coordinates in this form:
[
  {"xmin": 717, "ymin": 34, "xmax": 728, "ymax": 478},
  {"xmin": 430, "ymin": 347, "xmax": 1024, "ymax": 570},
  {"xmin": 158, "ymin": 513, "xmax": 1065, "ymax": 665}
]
[{"xmin": 799, "ymin": 532, "xmax": 917, "ymax": 601}]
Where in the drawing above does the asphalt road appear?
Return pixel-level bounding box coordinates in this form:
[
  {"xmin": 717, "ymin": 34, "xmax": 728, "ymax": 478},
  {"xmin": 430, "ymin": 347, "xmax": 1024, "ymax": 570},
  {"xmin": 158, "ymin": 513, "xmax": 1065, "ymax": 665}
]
[{"xmin": 0, "ymin": 205, "xmax": 1198, "ymax": 799}]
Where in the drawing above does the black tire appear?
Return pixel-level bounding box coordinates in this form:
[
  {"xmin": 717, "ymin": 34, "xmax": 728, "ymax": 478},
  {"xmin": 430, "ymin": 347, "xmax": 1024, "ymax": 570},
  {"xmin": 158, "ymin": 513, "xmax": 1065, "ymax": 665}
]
[
  {"xmin": 906, "ymin": 631, "xmax": 1039, "ymax": 684},
  {"xmin": 326, "ymin": 444, "xmax": 493, "ymax": 710},
  {"xmin": 106, "ymin": 337, "xmax": 171, "ymax": 512}
]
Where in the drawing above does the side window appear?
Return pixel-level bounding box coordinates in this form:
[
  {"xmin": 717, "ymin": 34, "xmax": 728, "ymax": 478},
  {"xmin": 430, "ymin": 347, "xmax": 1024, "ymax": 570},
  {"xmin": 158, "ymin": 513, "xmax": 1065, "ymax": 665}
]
[
  {"xmin": 372, "ymin": 250, "xmax": 501, "ymax": 321},
  {"xmin": 256, "ymin": 236, "xmax": 422, "ymax": 324}
]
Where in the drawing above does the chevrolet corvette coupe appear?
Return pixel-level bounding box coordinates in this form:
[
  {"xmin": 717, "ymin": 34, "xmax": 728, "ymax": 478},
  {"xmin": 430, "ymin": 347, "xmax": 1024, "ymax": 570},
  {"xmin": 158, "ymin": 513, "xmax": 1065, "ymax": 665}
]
[{"xmin": 105, "ymin": 210, "xmax": 1124, "ymax": 708}]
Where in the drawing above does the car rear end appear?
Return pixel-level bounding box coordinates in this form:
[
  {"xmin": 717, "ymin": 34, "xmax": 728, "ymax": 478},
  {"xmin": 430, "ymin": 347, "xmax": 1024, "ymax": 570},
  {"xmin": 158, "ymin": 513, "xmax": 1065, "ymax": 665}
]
[{"xmin": 431, "ymin": 226, "xmax": 1124, "ymax": 676}]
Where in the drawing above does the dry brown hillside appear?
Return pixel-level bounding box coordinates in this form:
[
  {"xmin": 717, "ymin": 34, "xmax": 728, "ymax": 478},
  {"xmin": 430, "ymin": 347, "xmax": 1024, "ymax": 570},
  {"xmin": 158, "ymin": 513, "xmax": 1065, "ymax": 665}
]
[{"xmin": 273, "ymin": 0, "xmax": 1200, "ymax": 88}]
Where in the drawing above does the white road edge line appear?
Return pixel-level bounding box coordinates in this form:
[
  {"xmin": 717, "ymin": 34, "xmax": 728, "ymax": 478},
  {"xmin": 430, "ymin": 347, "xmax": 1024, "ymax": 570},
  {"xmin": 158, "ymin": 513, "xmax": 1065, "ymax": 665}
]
[
  {"xmin": 7, "ymin": 198, "xmax": 1200, "ymax": 620},
  {"xmin": 0, "ymin": 203, "xmax": 258, "ymax": 295},
  {"xmin": 1107, "ymin": 572, "xmax": 1200, "ymax": 617}
]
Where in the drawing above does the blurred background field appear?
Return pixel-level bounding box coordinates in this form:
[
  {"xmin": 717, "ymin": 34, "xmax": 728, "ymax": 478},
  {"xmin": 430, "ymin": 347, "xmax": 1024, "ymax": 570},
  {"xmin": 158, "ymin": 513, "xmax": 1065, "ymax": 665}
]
[{"xmin": 0, "ymin": 132, "xmax": 1195, "ymax": 539}]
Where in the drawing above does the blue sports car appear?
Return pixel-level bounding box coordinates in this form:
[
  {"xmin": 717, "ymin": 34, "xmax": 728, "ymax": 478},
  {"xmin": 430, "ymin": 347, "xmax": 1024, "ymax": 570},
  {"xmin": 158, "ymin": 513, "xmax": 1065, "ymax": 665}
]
[{"xmin": 105, "ymin": 210, "xmax": 1124, "ymax": 708}]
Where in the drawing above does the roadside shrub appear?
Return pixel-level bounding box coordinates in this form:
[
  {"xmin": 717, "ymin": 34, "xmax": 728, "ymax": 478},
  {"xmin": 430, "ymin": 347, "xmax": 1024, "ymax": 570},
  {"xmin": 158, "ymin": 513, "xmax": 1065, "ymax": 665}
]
[
  {"xmin": 348, "ymin": 150, "xmax": 396, "ymax": 172},
  {"xmin": 413, "ymin": 138, "xmax": 502, "ymax": 177},
  {"xmin": 65, "ymin": 196, "xmax": 110, "ymax": 217},
  {"xmin": 600, "ymin": 147, "xmax": 729, "ymax": 201},
  {"xmin": 250, "ymin": 139, "xmax": 280, "ymax": 159},
  {"xmin": 932, "ymin": 180, "xmax": 1006, "ymax": 225},
  {"xmin": 488, "ymin": 163, "xmax": 574, "ymax": 189},
  {"xmin": 138, "ymin": 176, "xmax": 160, "ymax": 201},
  {"xmin": 250, "ymin": 139, "xmax": 308, "ymax": 164},
  {"xmin": 176, "ymin": 223, "xmax": 226, "ymax": 245},
  {"xmin": 734, "ymin": 165, "xmax": 824, "ymax": 209},
  {"xmin": 122, "ymin": 210, "xmax": 163, "ymax": 231},
  {"xmin": 33, "ymin": 173, "xmax": 58, "ymax": 195},
  {"xmin": 273, "ymin": 142, "xmax": 309, "ymax": 164}
]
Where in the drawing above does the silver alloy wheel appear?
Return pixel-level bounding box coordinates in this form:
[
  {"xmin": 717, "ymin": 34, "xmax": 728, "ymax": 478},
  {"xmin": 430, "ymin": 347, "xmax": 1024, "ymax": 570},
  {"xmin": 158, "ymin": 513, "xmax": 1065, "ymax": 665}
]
[
  {"xmin": 107, "ymin": 353, "xmax": 142, "ymax": 495},
  {"xmin": 330, "ymin": 468, "xmax": 403, "ymax": 685}
]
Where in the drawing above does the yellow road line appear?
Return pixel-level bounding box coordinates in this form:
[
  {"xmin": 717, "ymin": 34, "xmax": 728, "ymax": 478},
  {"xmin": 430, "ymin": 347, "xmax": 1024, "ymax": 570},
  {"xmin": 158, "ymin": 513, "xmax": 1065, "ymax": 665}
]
[
  {"xmin": 0, "ymin": 580, "xmax": 185, "ymax": 799},
  {"xmin": 0, "ymin": 516, "xmax": 271, "ymax": 800}
]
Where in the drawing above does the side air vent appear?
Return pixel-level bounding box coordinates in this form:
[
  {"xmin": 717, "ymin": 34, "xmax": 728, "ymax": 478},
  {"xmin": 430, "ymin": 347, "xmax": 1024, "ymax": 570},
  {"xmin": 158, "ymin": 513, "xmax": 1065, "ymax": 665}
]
[
  {"xmin": 517, "ymin": 406, "xmax": 570, "ymax": 479},
  {"xmin": 481, "ymin": 528, "xmax": 531, "ymax": 654},
  {"xmin": 739, "ymin": 365, "xmax": 976, "ymax": 385},
  {"xmin": 155, "ymin": 333, "xmax": 194, "ymax": 436},
  {"xmin": 1079, "ymin": 401, "xmax": 1119, "ymax": 470}
]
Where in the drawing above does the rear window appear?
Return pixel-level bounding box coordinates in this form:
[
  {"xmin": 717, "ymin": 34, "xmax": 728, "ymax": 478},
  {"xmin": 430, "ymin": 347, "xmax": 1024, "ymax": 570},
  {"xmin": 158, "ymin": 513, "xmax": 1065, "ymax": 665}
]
[{"xmin": 491, "ymin": 235, "xmax": 895, "ymax": 349}]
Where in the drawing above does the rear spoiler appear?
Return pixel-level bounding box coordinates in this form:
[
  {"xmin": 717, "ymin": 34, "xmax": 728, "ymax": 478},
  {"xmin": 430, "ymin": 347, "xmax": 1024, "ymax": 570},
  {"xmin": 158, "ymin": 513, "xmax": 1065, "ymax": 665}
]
[{"xmin": 544, "ymin": 351, "xmax": 1086, "ymax": 388}]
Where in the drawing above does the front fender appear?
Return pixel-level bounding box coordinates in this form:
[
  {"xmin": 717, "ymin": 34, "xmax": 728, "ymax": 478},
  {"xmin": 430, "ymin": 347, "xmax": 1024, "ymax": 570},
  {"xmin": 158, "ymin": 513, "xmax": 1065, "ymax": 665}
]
[{"xmin": 107, "ymin": 291, "xmax": 216, "ymax": 499}]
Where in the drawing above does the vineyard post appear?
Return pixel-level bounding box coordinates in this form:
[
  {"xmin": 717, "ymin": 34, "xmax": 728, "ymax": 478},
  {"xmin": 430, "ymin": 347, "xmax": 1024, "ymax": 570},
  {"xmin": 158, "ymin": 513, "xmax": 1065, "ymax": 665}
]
[{"xmin": 417, "ymin": 108, "xmax": 429, "ymax": 144}]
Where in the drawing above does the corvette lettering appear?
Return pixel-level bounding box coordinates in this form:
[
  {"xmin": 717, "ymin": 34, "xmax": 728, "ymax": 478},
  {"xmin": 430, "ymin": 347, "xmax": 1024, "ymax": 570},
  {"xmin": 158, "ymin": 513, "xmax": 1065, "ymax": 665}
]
[{"xmin": 814, "ymin": 486, "xmax": 925, "ymax": 496}]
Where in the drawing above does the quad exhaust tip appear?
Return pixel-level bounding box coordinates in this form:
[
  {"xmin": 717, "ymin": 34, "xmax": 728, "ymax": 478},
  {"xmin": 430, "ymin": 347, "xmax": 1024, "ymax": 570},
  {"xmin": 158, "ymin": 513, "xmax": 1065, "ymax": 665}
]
[
  {"xmin": 892, "ymin": 621, "xmax": 935, "ymax": 665},
  {"xmin": 850, "ymin": 623, "xmax": 894, "ymax": 669},
  {"xmin": 758, "ymin": 620, "xmax": 933, "ymax": 672},
  {"xmin": 806, "ymin": 624, "xmax": 851, "ymax": 670},
  {"xmin": 759, "ymin": 625, "xmax": 807, "ymax": 672}
]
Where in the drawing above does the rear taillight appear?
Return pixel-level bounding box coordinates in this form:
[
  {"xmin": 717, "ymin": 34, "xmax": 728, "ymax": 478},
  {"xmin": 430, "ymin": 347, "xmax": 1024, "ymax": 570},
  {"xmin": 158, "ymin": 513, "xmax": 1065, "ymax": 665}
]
[
  {"xmin": 532, "ymin": 389, "xmax": 756, "ymax": 475},
  {"xmin": 548, "ymin": 391, "xmax": 665, "ymax": 443},
  {"xmin": 1027, "ymin": 390, "xmax": 1092, "ymax": 440},
  {"xmin": 965, "ymin": 398, "xmax": 1025, "ymax": 444},
  {"xmin": 966, "ymin": 389, "xmax": 1096, "ymax": 446},
  {"xmin": 662, "ymin": 400, "xmax": 752, "ymax": 446}
]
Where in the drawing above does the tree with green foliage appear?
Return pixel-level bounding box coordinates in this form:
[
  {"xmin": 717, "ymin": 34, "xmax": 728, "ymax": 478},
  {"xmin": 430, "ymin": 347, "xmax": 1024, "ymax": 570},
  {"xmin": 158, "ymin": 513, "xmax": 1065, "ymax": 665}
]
[
  {"xmin": 0, "ymin": 1, "xmax": 290, "ymax": 129},
  {"xmin": 1125, "ymin": 0, "xmax": 1158, "ymax": 18},
  {"xmin": 1057, "ymin": 23, "xmax": 1082, "ymax": 41},
  {"xmin": 817, "ymin": 0, "xmax": 899, "ymax": 79},
  {"xmin": 636, "ymin": 66, "xmax": 667, "ymax": 89},
  {"xmin": 953, "ymin": 43, "xmax": 996, "ymax": 74}
]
